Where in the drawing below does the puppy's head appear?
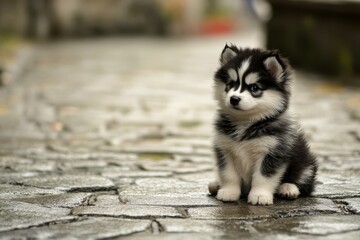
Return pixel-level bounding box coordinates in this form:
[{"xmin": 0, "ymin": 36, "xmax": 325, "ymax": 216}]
[{"xmin": 214, "ymin": 44, "xmax": 292, "ymax": 121}]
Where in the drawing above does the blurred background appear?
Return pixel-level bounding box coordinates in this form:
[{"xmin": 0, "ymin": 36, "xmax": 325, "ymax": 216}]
[
  {"xmin": 0, "ymin": 2, "xmax": 360, "ymax": 237},
  {"xmin": 0, "ymin": 0, "xmax": 262, "ymax": 37},
  {"xmin": 0, "ymin": 0, "xmax": 359, "ymax": 83}
]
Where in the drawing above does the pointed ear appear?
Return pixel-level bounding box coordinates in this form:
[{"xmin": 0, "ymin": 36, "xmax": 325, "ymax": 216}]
[
  {"xmin": 264, "ymin": 54, "xmax": 284, "ymax": 81},
  {"xmin": 220, "ymin": 44, "xmax": 237, "ymax": 65}
]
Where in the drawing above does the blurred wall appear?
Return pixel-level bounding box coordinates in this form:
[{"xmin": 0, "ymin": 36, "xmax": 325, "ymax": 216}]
[
  {"xmin": 267, "ymin": 0, "xmax": 360, "ymax": 78},
  {"xmin": 0, "ymin": 0, "xmax": 243, "ymax": 39},
  {"xmin": 0, "ymin": 0, "xmax": 28, "ymax": 36}
]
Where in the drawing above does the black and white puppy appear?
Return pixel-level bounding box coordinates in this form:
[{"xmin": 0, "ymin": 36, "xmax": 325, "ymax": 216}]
[{"xmin": 208, "ymin": 45, "xmax": 317, "ymax": 205}]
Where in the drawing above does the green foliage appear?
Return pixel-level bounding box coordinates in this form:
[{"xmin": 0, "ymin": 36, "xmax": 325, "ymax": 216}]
[{"xmin": 338, "ymin": 46, "xmax": 353, "ymax": 76}]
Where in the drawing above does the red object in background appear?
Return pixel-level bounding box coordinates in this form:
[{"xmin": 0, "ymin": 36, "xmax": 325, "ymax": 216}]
[{"xmin": 200, "ymin": 17, "xmax": 236, "ymax": 35}]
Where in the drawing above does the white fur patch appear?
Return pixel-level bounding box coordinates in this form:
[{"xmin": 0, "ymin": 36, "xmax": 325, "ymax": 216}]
[
  {"xmin": 248, "ymin": 189, "xmax": 274, "ymax": 205},
  {"xmin": 214, "ymin": 151, "xmax": 241, "ymax": 202},
  {"xmin": 236, "ymin": 91, "xmax": 257, "ymax": 111},
  {"xmin": 216, "ymin": 186, "xmax": 240, "ymax": 202},
  {"xmin": 240, "ymin": 89, "xmax": 285, "ymax": 121},
  {"xmin": 298, "ymin": 166, "xmax": 314, "ymax": 185},
  {"xmin": 278, "ymin": 183, "xmax": 300, "ymax": 199},
  {"xmin": 238, "ymin": 58, "xmax": 251, "ymax": 82},
  {"xmin": 227, "ymin": 59, "xmax": 250, "ymax": 96},
  {"xmin": 248, "ymin": 164, "xmax": 286, "ymax": 205},
  {"xmin": 228, "ymin": 69, "xmax": 237, "ymax": 81},
  {"xmin": 254, "ymin": 90, "xmax": 285, "ymax": 114},
  {"xmin": 213, "ymin": 78, "xmax": 227, "ymax": 110},
  {"xmin": 215, "ymin": 133, "xmax": 278, "ymax": 200},
  {"xmin": 245, "ymin": 72, "xmax": 259, "ymax": 85}
]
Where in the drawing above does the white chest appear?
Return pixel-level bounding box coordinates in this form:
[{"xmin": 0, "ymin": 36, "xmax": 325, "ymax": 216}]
[{"xmin": 215, "ymin": 133, "xmax": 277, "ymax": 185}]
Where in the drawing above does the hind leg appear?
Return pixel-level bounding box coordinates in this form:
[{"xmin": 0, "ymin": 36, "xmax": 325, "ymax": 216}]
[
  {"xmin": 277, "ymin": 183, "xmax": 300, "ymax": 199},
  {"xmin": 208, "ymin": 180, "xmax": 220, "ymax": 196}
]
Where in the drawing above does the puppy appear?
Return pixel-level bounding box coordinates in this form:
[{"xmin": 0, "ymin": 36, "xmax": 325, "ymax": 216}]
[{"xmin": 208, "ymin": 45, "xmax": 317, "ymax": 205}]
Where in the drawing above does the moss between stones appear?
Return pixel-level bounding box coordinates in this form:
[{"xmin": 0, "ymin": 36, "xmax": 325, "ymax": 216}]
[{"xmin": 138, "ymin": 153, "xmax": 173, "ymax": 161}]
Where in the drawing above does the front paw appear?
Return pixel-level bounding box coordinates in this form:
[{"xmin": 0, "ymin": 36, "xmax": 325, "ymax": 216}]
[
  {"xmin": 248, "ymin": 189, "xmax": 273, "ymax": 205},
  {"xmin": 216, "ymin": 187, "xmax": 240, "ymax": 202},
  {"xmin": 277, "ymin": 183, "xmax": 300, "ymax": 199}
]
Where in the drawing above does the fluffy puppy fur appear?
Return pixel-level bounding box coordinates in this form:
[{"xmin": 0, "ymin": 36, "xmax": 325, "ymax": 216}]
[{"xmin": 208, "ymin": 44, "xmax": 317, "ymax": 205}]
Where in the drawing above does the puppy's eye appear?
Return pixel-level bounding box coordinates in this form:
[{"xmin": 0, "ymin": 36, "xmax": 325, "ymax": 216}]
[
  {"xmin": 227, "ymin": 81, "xmax": 235, "ymax": 88},
  {"xmin": 225, "ymin": 81, "xmax": 235, "ymax": 92},
  {"xmin": 249, "ymin": 84, "xmax": 260, "ymax": 93}
]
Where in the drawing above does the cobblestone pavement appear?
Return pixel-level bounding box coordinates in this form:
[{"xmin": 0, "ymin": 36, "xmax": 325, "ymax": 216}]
[{"xmin": 0, "ymin": 30, "xmax": 360, "ymax": 239}]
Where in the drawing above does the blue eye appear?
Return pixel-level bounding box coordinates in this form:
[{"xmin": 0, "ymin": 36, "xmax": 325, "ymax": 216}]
[{"xmin": 250, "ymin": 84, "xmax": 260, "ymax": 93}]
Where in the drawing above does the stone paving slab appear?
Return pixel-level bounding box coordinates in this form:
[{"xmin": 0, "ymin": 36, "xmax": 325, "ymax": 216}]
[
  {"xmin": 14, "ymin": 192, "xmax": 91, "ymax": 208},
  {"xmin": 314, "ymin": 175, "xmax": 360, "ymax": 198},
  {"xmin": 0, "ymin": 30, "xmax": 360, "ymax": 239},
  {"xmin": 0, "ymin": 218, "xmax": 151, "ymax": 240},
  {"xmin": 0, "ymin": 200, "xmax": 75, "ymax": 232},
  {"xmin": 92, "ymin": 194, "xmax": 121, "ymax": 205},
  {"xmin": 122, "ymin": 194, "xmax": 222, "ymax": 207},
  {"xmin": 158, "ymin": 219, "xmax": 250, "ymax": 235},
  {"xmin": 336, "ymin": 198, "xmax": 360, "ymax": 214},
  {"xmin": 0, "ymin": 184, "xmax": 63, "ymax": 199},
  {"xmin": 101, "ymin": 169, "xmax": 173, "ymax": 178},
  {"xmin": 14, "ymin": 175, "xmax": 115, "ymax": 192},
  {"xmin": 72, "ymin": 205, "xmax": 184, "ymax": 218},
  {"xmin": 0, "ymin": 156, "xmax": 56, "ymax": 172},
  {"xmin": 254, "ymin": 215, "xmax": 360, "ymax": 236},
  {"xmin": 188, "ymin": 198, "xmax": 340, "ymax": 220},
  {"xmin": 121, "ymin": 233, "xmax": 217, "ymax": 240},
  {"xmin": 119, "ymin": 178, "xmax": 208, "ymax": 197}
]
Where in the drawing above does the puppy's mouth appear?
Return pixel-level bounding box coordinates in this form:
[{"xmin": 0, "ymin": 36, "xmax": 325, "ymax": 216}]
[
  {"xmin": 230, "ymin": 105, "xmax": 252, "ymax": 112},
  {"xmin": 231, "ymin": 106, "xmax": 242, "ymax": 111}
]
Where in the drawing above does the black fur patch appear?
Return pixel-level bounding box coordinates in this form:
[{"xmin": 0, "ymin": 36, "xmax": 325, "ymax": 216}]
[
  {"xmin": 240, "ymin": 110, "xmax": 289, "ymax": 141},
  {"xmin": 281, "ymin": 134, "xmax": 318, "ymax": 196},
  {"xmin": 215, "ymin": 111, "xmax": 238, "ymax": 139},
  {"xmin": 214, "ymin": 147, "xmax": 226, "ymax": 170},
  {"xmin": 215, "ymin": 68, "xmax": 229, "ymax": 85},
  {"xmin": 261, "ymin": 137, "xmax": 292, "ymax": 177}
]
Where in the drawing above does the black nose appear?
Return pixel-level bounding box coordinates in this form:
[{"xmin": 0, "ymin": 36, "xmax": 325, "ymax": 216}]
[{"xmin": 230, "ymin": 96, "xmax": 241, "ymax": 106}]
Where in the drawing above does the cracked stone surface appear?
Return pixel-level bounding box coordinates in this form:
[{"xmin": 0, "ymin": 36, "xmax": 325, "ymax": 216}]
[
  {"xmin": 0, "ymin": 200, "xmax": 75, "ymax": 232},
  {"xmin": 121, "ymin": 233, "xmax": 217, "ymax": 240},
  {"xmin": 0, "ymin": 184, "xmax": 63, "ymax": 199},
  {"xmin": 14, "ymin": 192, "xmax": 91, "ymax": 208},
  {"xmin": 122, "ymin": 194, "xmax": 222, "ymax": 207},
  {"xmin": 15, "ymin": 175, "xmax": 115, "ymax": 191},
  {"xmin": 0, "ymin": 29, "xmax": 360, "ymax": 239},
  {"xmin": 158, "ymin": 219, "xmax": 251, "ymax": 235},
  {"xmin": 1, "ymin": 218, "xmax": 151, "ymax": 239},
  {"xmin": 72, "ymin": 205, "xmax": 183, "ymax": 218},
  {"xmin": 254, "ymin": 215, "xmax": 360, "ymax": 235},
  {"xmin": 188, "ymin": 198, "xmax": 341, "ymax": 220},
  {"xmin": 337, "ymin": 198, "xmax": 360, "ymax": 214},
  {"xmin": 314, "ymin": 174, "xmax": 360, "ymax": 198}
]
